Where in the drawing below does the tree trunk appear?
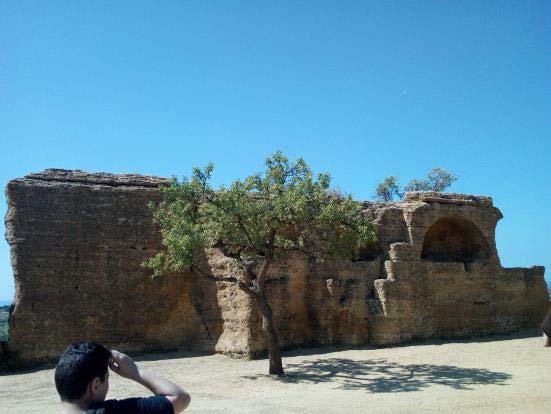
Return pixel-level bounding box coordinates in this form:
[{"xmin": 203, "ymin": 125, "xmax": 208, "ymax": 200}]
[{"xmin": 256, "ymin": 296, "xmax": 284, "ymax": 375}]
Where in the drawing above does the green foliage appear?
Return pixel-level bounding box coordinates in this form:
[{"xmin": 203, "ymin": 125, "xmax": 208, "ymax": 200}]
[
  {"xmin": 374, "ymin": 176, "xmax": 402, "ymax": 202},
  {"xmin": 375, "ymin": 168, "xmax": 458, "ymax": 202},
  {"xmin": 404, "ymin": 167, "xmax": 457, "ymax": 193},
  {"xmin": 144, "ymin": 151, "xmax": 376, "ymax": 277},
  {"xmin": 402, "ymin": 178, "xmax": 430, "ymax": 192},
  {"xmin": 425, "ymin": 167, "xmax": 458, "ymax": 192}
]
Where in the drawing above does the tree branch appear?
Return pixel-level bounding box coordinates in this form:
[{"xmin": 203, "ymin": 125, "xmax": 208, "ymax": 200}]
[
  {"xmin": 216, "ymin": 242, "xmax": 258, "ymax": 282},
  {"xmin": 236, "ymin": 213, "xmax": 257, "ymax": 251},
  {"xmin": 234, "ymin": 256, "xmax": 258, "ymax": 282},
  {"xmin": 256, "ymin": 235, "xmax": 275, "ymax": 294}
]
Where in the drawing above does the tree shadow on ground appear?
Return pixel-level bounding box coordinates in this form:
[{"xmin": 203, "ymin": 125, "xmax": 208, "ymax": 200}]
[
  {"xmin": 280, "ymin": 329, "xmax": 540, "ymax": 359},
  {"xmin": 244, "ymin": 358, "xmax": 511, "ymax": 393}
]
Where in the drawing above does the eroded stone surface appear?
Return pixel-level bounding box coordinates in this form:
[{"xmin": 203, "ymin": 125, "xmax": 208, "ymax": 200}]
[{"xmin": 3, "ymin": 170, "xmax": 549, "ymax": 364}]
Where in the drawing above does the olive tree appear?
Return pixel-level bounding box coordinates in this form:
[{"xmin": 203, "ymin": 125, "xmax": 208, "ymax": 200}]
[
  {"xmin": 404, "ymin": 167, "xmax": 457, "ymax": 193},
  {"xmin": 374, "ymin": 176, "xmax": 403, "ymax": 201},
  {"xmin": 144, "ymin": 152, "xmax": 375, "ymax": 375},
  {"xmin": 402, "ymin": 178, "xmax": 430, "ymax": 192}
]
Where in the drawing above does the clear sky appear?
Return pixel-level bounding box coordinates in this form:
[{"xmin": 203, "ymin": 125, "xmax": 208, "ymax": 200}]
[{"xmin": 1, "ymin": 1, "xmax": 550, "ymax": 302}]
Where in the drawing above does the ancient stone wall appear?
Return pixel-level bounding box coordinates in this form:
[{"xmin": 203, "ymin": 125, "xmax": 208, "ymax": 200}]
[
  {"xmin": 4, "ymin": 170, "xmax": 221, "ymax": 363},
  {"xmin": 4, "ymin": 170, "xmax": 549, "ymax": 365}
]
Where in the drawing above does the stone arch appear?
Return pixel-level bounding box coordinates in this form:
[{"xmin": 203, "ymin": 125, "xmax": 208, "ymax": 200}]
[{"xmin": 421, "ymin": 217, "xmax": 490, "ymax": 263}]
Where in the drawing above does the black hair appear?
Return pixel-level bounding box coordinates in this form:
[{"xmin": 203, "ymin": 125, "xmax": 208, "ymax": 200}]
[{"xmin": 54, "ymin": 341, "xmax": 111, "ymax": 401}]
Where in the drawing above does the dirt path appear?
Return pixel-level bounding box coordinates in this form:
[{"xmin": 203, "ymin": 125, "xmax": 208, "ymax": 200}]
[{"xmin": 1, "ymin": 334, "xmax": 550, "ymax": 413}]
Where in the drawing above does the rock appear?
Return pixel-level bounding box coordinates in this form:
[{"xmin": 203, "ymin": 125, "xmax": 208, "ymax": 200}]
[{"xmin": 3, "ymin": 170, "xmax": 548, "ymax": 365}]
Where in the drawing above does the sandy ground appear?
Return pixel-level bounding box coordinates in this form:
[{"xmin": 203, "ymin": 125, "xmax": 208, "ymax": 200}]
[{"xmin": 1, "ymin": 333, "xmax": 550, "ymax": 413}]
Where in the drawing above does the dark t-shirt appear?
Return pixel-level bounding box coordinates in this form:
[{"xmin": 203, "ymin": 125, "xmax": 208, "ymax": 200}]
[{"xmin": 86, "ymin": 396, "xmax": 174, "ymax": 414}]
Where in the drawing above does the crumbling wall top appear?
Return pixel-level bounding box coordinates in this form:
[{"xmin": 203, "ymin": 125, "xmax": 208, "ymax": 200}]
[
  {"xmin": 23, "ymin": 169, "xmax": 170, "ymax": 188},
  {"xmin": 404, "ymin": 192, "xmax": 493, "ymax": 206}
]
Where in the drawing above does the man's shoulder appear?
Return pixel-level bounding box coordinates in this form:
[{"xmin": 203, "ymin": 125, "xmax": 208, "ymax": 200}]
[{"xmin": 88, "ymin": 395, "xmax": 173, "ymax": 414}]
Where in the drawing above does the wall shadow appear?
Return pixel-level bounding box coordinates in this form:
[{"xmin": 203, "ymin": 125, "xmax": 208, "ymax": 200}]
[
  {"xmin": 245, "ymin": 358, "xmax": 511, "ymax": 393},
  {"xmin": 421, "ymin": 217, "xmax": 490, "ymax": 263}
]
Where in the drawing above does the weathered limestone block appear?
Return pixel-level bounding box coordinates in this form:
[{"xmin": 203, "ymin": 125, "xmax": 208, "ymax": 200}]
[
  {"xmin": 235, "ymin": 253, "xmax": 381, "ymax": 354},
  {"xmin": 302, "ymin": 258, "xmax": 380, "ymax": 347},
  {"xmin": 3, "ymin": 171, "xmax": 548, "ymax": 365},
  {"xmin": 388, "ymin": 242, "xmax": 416, "ymax": 262},
  {"xmin": 4, "ymin": 170, "xmax": 221, "ymax": 363}
]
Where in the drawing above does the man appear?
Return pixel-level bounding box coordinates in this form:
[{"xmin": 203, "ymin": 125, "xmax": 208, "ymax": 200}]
[{"xmin": 55, "ymin": 341, "xmax": 190, "ymax": 413}]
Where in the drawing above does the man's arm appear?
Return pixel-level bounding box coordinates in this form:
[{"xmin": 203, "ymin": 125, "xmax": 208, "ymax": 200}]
[{"xmin": 109, "ymin": 350, "xmax": 191, "ymax": 413}]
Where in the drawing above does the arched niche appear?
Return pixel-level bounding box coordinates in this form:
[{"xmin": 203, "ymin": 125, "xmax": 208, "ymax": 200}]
[{"xmin": 421, "ymin": 217, "xmax": 490, "ymax": 263}]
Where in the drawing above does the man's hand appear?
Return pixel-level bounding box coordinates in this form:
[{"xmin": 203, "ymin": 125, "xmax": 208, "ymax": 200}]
[
  {"xmin": 108, "ymin": 349, "xmax": 191, "ymax": 412},
  {"xmin": 109, "ymin": 350, "xmax": 140, "ymax": 381}
]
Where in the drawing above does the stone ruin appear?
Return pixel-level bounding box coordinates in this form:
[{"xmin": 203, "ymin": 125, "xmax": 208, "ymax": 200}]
[{"xmin": 2, "ymin": 169, "xmax": 549, "ymax": 365}]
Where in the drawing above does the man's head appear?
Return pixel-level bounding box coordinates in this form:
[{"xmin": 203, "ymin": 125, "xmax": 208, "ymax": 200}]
[{"xmin": 55, "ymin": 341, "xmax": 111, "ymax": 403}]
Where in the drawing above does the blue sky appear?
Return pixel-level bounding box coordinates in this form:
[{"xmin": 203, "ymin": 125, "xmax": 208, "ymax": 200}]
[{"xmin": 0, "ymin": 1, "xmax": 550, "ymax": 302}]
